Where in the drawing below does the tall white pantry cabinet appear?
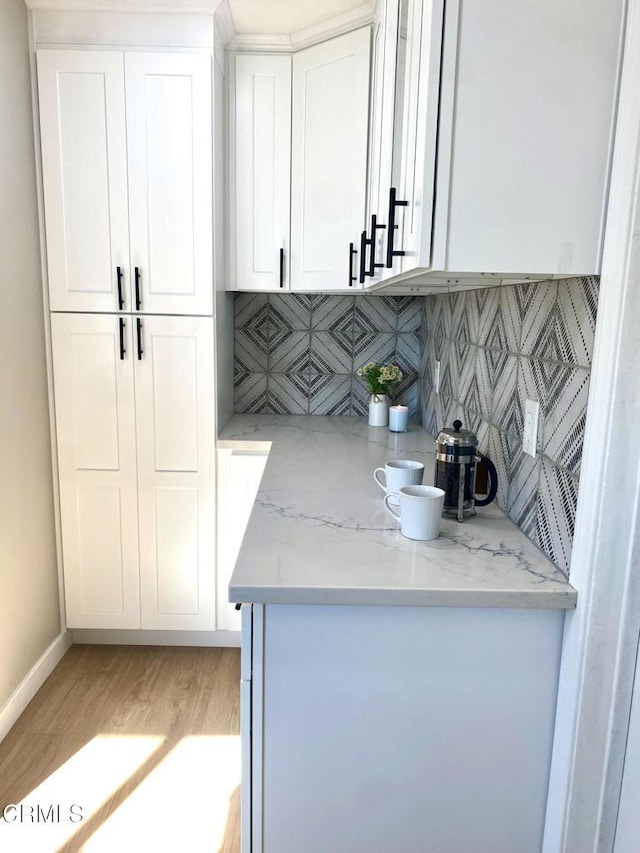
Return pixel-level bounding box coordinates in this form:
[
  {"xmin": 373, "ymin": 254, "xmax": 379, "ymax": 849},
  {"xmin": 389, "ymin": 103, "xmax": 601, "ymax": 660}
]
[{"xmin": 36, "ymin": 47, "xmax": 217, "ymax": 631}]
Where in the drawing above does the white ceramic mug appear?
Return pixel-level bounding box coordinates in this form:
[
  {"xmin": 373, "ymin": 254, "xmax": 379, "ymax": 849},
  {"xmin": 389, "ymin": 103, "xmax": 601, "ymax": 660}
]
[
  {"xmin": 373, "ymin": 460, "xmax": 425, "ymax": 495},
  {"xmin": 384, "ymin": 485, "xmax": 446, "ymax": 541}
]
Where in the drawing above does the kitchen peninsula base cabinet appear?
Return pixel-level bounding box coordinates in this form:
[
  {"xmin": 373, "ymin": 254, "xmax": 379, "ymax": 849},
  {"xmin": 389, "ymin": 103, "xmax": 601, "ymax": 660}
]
[{"xmin": 242, "ymin": 603, "xmax": 564, "ymax": 853}]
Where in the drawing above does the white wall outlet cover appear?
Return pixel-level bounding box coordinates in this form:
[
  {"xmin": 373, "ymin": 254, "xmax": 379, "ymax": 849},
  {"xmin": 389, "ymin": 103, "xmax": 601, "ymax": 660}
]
[
  {"xmin": 523, "ymin": 399, "xmax": 540, "ymax": 457},
  {"xmin": 434, "ymin": 360, "xmax": 441, "ymax": 393}
]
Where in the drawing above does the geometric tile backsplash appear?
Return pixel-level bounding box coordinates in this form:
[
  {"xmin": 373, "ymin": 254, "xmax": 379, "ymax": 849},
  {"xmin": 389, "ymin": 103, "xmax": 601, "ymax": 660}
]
[
  {"xmin": 234, "ymin": 276, "xmax": 598, "ymax": 575},
  {"xmin": 419, "ymin": 276, "xmax": 598, "ymax": 575},
  {"xmin": 234, "ymin": 293, "xmax": 422, "ymax": 417}
]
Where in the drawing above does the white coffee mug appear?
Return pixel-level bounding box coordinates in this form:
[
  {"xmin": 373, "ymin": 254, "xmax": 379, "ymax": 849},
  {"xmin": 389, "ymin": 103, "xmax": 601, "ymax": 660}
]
[
  {"xmin": 373, "ymin": 460, "xmax": 425, "ymax": 494},
  {"xmin": 384, "ymin": 485, "xmax": 446, "ymax": 541}
]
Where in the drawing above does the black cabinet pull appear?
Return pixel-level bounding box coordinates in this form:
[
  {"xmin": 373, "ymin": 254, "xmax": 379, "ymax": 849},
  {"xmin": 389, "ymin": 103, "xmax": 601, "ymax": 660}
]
[
  {"xmin": 386, "ymin": 187, "xmax": 408, "ymax": 268},
  {"xmin": 359, "ymin": 229, "xmax": 372, "ymax": 284},
  {"xmin": 348, "ymin": 242, "xmax": 358, "ymax": 286},
  {"xmin": 279, "ymin": 248, "xmax": 285, "ymax": 288},
  {"xmin": 119, "ymin": 317, "xmax": 126, "ymax": 360},
  {"xmin": 136, "ymin": 317, "xmax": 143, "ymax": 360},
  {"xmin": 368, "ymin": 214, "xmax": 387, "ymax": 276},
  {"xmin": 116, "ymin": 266, "xmax": 125, "ymax": 310},
  {"xmin": 134, "ymin": 266, "xmax": 142, "ymax": 310}
]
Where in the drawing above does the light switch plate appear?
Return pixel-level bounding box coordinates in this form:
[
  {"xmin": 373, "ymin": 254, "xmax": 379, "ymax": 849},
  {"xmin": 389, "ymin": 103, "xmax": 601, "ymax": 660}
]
[
  {"xmin": 523, "ymin": 399, "xmax": 540, "ymax": 457},
  {"xmin": 434, "ymin": 360, "xmax": 441, "ymax": 393}
]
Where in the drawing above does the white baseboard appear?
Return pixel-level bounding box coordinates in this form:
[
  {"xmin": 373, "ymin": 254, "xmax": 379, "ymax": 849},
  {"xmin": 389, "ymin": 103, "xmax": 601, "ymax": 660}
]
[
  {"xmin": 71, "ymin": 628, "xmax": 241, "ymax": 648},
  {"xmin": 0, "ymin": 631, "xmax": 72, "ymax": 743}
]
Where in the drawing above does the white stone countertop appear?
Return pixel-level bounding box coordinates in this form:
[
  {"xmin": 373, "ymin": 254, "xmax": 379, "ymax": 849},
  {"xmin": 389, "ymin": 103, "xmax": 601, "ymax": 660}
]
[{"xmin": 221, "ymin": 415, "xmax": 577, "ymax": 609}]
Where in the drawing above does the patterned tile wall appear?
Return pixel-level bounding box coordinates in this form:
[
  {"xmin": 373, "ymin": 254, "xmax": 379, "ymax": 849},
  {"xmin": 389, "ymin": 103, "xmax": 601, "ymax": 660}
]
[
  {"xmin": 419, "ymin": 276, "xmax": 598, "ymax": 575},
  {"xmin": 234, "ymin": 294, "xmax": 423, "ymax": 417}
]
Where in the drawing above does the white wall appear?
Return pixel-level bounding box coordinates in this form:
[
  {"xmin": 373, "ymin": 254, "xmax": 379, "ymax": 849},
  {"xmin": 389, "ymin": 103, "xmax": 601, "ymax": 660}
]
[{"xmin": 0, "ymin": 0, "xmax": 61, "ymax": 711}]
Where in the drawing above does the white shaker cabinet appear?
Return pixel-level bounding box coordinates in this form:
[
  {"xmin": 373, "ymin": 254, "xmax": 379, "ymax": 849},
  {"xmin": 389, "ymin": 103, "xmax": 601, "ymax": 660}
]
[
  {"xmin": 368, "ymin": 0, "xmax": 623, "ymax": 285},
  {"xmin": 291, "ymin": 28, "xmax": 371, "ymax": 291},
  {"xmin": 232, "ymin": 55, "xmax": 292, "ymax": 291},
  {"xmin": 51, "ymin": 313, "xmax": 140, "ymax": 628},
  {"xmin": 367, "ymin": 0, "xmax": 401, "ymax": 277},
  {"xmin": 37, "ymin": 49, "xmax": 213, "ymax": 316},
  {"xmin": 51, "ymin": 313, "xmax": 216, "ymax": 630},
  {"xmin": 135, "ymin": 316, "xmax": 216, "ymax": 630},
  {"xmin": 125, "ymin": 53, "xmax": 213, "ymax": 316},
  {"xmin": 37, "ymin": 51, "xmax": 130, "ymax": 314},
  {"xmin": 230, "ymin": 28, "xmax": 371, "ymax": 292},
  {"xmin": 432, "ymin": 0, "xmax": 623, "ymax": 276},
  {"xmin": 394, "ymin": 0, "xmax": 442, "ymax": 276}
]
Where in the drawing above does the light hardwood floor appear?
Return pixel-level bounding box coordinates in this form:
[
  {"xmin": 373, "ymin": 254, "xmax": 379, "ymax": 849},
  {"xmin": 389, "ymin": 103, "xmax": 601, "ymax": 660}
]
[{"xmin": 0, "ymin": 645, "xmax": 241, "ymax": 852}]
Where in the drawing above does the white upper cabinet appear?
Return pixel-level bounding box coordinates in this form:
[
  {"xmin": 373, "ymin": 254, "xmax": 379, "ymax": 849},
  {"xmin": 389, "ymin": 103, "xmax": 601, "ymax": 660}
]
[
  {"xmin": 37, "ymin": 51, "xmax": 130, "ymax": 313},
  {"xmin": 367, "ymin": 0, "xmax": 400, "ymax": 277},
  {"xmin": 432, "ymin": 0, "xmax": 623, "ymax": 276},
  {"xmin": 38, "ymin": 49, "xmax": 213, "ymax": 315},
  {"xmin": 233, "ymin": 54, "xmax": 292, "ymax": 291},
  {"xmin": 291, "ymin": 28, "xmax": 371, "ymax": 291},
  {"xmin": 367, "ymin": 0, "xmax": 623, "ymax": 286},
  {"xmin": 229, "ymin": 28, "xmax": 371, "ymax": 292},
  {"xmin": 125, "ymin": 53, "xmax": 213, "ymax": 315},
  {"xmin": 395, "ymin": 0, "xmax": 443, "ymax": 276}
]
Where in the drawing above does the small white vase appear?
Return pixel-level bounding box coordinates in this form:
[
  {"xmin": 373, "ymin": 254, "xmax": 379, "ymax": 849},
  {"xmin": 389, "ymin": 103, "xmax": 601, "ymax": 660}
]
[{"xmin": 368, "ymin": 393, "xmax": 389, "ymax": 427}]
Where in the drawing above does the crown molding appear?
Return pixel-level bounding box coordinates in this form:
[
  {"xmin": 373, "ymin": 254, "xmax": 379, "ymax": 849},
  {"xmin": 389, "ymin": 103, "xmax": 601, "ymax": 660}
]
[
  {"xmin": 227, "ymin": 3, "xmax": 374, "ymax": 53},
  {"xmin": 228, "ymin": 33, "xmax": 292, "ymax": 52},
  {"xmin": 25, "ymin": 0, "xmax": 224, "ymax": 12}
]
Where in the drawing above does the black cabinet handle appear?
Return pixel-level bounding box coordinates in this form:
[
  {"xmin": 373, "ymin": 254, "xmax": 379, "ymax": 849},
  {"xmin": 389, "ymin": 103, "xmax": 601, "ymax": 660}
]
[
  {"xmin": 136, "ymin": 317, "xmax": 143, "ymax": 360},
  {"xmin": 279, "ymin": 248, "xmax": 284, "ymax": 289},
  {"xmin": 119, "ymin": 317, "xmax": 126, "ymax": 360},
  {"xmin": 348, "ymin": 242, "xmax": 358, "ymax": 287},
  {"xmin": 359, "ymin": 230, "xmax": 371, "ymax": 284},
  {"xmin": 368, "ymin": 214, "xmax": 387, "ymax": 276},
  {"xmin": 116, "ymin": 266, "xmax": 124, "ymax": 310},
  {"xmin": 386, "ymin": 187, "xmax": 408, "ymax": 268},
  {"xmin": 134, "ymin": 266, "xmax": 142, "ymax": 310}
]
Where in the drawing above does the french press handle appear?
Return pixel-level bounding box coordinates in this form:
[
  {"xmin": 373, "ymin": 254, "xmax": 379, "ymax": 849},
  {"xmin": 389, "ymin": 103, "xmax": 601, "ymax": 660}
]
[{"xmin": 475, "ymin": 453, "xmax": 498, "ymax": 506}]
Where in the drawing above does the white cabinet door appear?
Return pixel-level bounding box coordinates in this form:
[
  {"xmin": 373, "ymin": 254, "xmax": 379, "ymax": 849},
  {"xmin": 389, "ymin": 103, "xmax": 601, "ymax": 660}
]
[
  {"xmin": 134, "ymin": 316, "xmax": 216, "ymax": 630},
  {"xmin": 37, "ymin": 51, "xmax": 130, "ymax": 313},
  {"xmin": 398, "ymin": 0, "xmax": 444, "ymax": 274},
  {"xmin": 125, "ymin": 53, "xmax": 213, "ymax": 316},
  {"xmin": 233, "ymin": 54, "xmax": 292, "ymax": 291},
  {"xmin": 51, "ymin": 313, "xmax": 140, "ymax": 629},
  {"xmin": 433, "ymin": 0, "xmax": 622, "ymax": 275},
  {"xmin": 291, "ymin": 28, "xmax": 371, "ymax": 291},
  {"xmin": 368, "ymin": 0, "xmax": 401, "ymax": 281}
]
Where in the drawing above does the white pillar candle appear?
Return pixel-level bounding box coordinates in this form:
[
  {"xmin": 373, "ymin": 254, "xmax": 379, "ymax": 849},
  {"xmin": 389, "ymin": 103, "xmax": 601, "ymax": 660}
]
[{"xmin": 389, "ymin": 405, "xmax": 409, "ymax": 433}]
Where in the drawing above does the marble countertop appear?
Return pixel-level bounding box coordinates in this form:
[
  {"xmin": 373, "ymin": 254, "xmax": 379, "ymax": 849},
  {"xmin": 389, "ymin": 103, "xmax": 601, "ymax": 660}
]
[{"xmin": 221, "ymin": 415, "xmax": 577, "ymax": 609}]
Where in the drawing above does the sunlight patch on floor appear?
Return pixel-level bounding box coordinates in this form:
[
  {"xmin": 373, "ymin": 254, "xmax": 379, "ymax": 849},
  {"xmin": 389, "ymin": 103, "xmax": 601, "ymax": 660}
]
[
  {"xmin": 0, "ymin": 734, "xmax": 164, "ymax": 853},
  {"xmin": 78, "ymin": 735, "xmax": 241, "ymax": 853}
]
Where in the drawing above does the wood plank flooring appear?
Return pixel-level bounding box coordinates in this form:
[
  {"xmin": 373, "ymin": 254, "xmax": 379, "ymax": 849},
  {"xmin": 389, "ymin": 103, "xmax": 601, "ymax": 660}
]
[{"xmin": 0, "ymin": 645, "xmax": 241, "ymax": 853}]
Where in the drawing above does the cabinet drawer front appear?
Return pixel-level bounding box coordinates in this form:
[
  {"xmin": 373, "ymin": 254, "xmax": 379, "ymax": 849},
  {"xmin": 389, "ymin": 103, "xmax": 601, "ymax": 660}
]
[{"xmin": 38, "ymin": 50, "xmax": 130, "ymax": 313}]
